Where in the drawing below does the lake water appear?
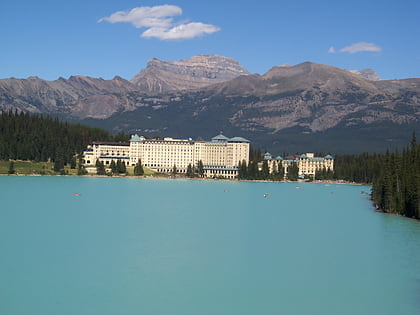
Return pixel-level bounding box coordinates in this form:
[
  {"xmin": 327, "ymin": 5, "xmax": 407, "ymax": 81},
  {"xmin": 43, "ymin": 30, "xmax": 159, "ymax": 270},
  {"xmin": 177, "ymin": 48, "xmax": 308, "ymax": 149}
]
[{"xmin": 0, "ymin": 176, "xmax": 419, "ymax": 315}]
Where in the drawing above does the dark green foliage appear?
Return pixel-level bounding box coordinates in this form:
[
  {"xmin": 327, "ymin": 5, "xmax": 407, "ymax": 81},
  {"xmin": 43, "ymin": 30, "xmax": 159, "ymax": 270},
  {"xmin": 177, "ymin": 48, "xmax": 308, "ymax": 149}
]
[
  {"xmin": 53, "ymin": 159, "xmax": 65, "ymax": 173},
  {"xmin": 287, "ymin": 162, "xmax": 299, "ymax": 181},
  {"xmin": 315, "ymin": 167, "xmax": 334, "ymax": 180},
  {"xmin": 0, "ymin": 110, "xmax": 111, "ymax": 164},
  {"xmin": 95, "ymin": 160, "xmax": 106, "ymax": 175},
  {"xmin": 110, "ymin": 160, "xmax": 117, "ymax": 174},
  {"xmin": 333, "ymin": 153, "xmax": 384, "ymax": 183},
  {"xmin": 77, "ymin": 163, "xmax": 88, "ymax": 175},
  {"xmin": 197, "ymin": 160, "xmax": 204, "ymax": 177},
  {"xmin": 133, "ymin": 159, "xmax": 144, "ymax": 176},
  {"xmin": 247, "ymin": 160, "xmax": 259, "ymax": 179},
  {"xmin": 116, "ymin": 160, "xmax": 126, "ymax": 174},
  {"xmin": 238, "ymin": 160, "xmax": 248, "ymax": 179},
  {"xmin": 272, "ymin": 162, "xmax": 285, "ymax": 181},
  {"xmin": 70, "ymin": 156, "xmax": 77, "ymax": 169},
  {"xmin": 77, "ymin": 156, "xmax": 88, "ymax": 175},
  {"xmin": 238, "ymin": 157, "xmax": 285, "ymax": 181},
  {"xmin": 371, "ymin": 133, "xmax": 419, "ymax": 219},
  {"xmin": 186, "ymin": 163, "xmax": 195, "ymax": 178},
  {"xmin": 249, "ymin": 146, "xmax": 262, "ymax": 161},
  {"xmin": 113, "ymin": 131, "xmax": 130, "ymax": 142},
  {"xmin": 172, "ymin": 164, "xmax": 177, "ymax": 175},
  {"xmin": 261, "ymin": 160, "xmax": 270, "ymax": 180},
  {"xmin": 8, "ymin": 161, "xmax": 15, "ymax": 174}
]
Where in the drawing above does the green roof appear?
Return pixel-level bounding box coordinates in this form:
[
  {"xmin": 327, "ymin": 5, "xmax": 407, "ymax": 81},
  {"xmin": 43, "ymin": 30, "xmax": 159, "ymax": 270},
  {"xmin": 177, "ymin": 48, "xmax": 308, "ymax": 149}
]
[
  {"xmin": 228, "ymin": 136, "xmax": 250, "ymax": 143},
  {"xmin": 212, "ymin": 134, "xmax": 229, "ymax": 141},
  {"xmin": 129, "ymin": 134, "xmax": 143, "ymax": 142}
]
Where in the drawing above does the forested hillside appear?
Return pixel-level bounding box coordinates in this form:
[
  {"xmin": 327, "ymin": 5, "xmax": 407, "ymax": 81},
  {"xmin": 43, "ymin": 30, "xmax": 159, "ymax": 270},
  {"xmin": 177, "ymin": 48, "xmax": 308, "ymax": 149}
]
[{"xmin": 0, "ymin": 111, "xmax": 111, "ymax": 165}]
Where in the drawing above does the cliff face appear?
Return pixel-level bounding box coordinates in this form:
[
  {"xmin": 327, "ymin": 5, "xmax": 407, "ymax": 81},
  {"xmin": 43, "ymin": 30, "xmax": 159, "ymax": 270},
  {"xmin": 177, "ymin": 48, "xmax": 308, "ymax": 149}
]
[{"xmin": 130, "ymin": 55, "xmax": 250, "ymax": 93}]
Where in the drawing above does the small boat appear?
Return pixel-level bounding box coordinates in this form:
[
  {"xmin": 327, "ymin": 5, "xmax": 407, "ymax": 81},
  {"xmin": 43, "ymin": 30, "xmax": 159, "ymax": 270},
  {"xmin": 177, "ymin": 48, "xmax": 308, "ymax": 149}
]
[
  {"xmin": 72, "ymin": 193, "xmax": 81, "ymax": 196},
  {"xmin": 263, "ymin": 193, "xmax": 270, "ymax": 198}
]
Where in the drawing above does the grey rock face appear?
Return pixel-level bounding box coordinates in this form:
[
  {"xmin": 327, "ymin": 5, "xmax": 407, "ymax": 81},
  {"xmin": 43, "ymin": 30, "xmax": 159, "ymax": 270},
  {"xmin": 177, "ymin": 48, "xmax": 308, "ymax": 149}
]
[{"xmin": 130, "ymin": 55, "xmax": 250, "ymax": 93}]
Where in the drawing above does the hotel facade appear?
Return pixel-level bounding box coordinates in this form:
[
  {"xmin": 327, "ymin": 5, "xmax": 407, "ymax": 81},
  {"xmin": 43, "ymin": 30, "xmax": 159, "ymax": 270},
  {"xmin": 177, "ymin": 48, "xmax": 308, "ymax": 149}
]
[
  {"xmin": 83, "ymin": 134, "xmax": 250, "ymax": 179},
  {"xmin": 263, "ymin": 152, "xmax": 334, "ymax": 178}
]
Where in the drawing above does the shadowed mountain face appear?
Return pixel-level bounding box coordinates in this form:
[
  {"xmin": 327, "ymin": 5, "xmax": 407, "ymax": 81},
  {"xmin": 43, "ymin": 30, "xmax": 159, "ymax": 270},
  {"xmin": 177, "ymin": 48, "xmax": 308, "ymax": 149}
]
[{"xmin": 0, "ymin": 56, "xmax": 418, "ymax": 153}]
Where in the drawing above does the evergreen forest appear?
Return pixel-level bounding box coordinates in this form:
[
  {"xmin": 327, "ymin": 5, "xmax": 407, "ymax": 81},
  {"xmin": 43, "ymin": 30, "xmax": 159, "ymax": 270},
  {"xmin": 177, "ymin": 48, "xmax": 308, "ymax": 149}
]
[
  {"xmin": 0, "ymin": 110, "xmax": 111, "ymax": 165},
  {"xmin": 371, "ymin": 135, "xmax": 419, "ymax": 219}
]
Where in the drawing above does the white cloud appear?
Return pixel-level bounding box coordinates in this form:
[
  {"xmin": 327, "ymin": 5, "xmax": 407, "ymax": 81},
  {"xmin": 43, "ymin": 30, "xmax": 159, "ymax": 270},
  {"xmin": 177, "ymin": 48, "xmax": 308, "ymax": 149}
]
[
  {"xmin": 339, "ymin": 42, "xmax": 382, "ymax": 54},
  {"xmin": 98, "ymin": 5, "xmax": 181, "ymax": 28},
  {"xmin": 142, "ymin": 22, "xmax": 220, "ymax": 40},
  {"xmin": 328, "ymin": 46, "xmax": 336, "ymax": 54},
  {"xmin": 99, "ymin": 5, "xmax": 220, "ymax": 41}
]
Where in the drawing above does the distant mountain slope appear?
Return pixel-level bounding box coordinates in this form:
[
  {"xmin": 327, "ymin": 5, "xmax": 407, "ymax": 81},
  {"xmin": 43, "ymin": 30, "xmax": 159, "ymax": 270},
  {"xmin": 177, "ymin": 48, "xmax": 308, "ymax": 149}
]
[
  {"xmin": 84, "ymin": 62, "xmax": 419, "ymax": 153},
  {"xmin": 0, "ymin": 57, "xmax": 418, "ymax": 153},
  {"xmin": 130, "ymin": 55, "xmax": 249, "ymax": 93},
  {"xmin": 348, "ymin": 69, "xmax": 381, "ymax": 81},
  {"xmin": 0, "ymin": 75, "xmax": 137, "ymax": 118},
  {"xmin": 201, "ymin": 62, "xmax": 419, "ymax": 133}
]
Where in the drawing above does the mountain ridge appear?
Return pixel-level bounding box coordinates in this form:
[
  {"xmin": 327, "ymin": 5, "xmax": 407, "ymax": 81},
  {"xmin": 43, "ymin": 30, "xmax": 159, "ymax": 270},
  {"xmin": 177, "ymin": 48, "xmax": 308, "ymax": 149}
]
[
  {"xmin": 0, "ymin": 55, "xmax": 418, "ymax": 153},
  {"xmin": 130, "ymin": 54, "xmax": 250, "ymax": 93}
]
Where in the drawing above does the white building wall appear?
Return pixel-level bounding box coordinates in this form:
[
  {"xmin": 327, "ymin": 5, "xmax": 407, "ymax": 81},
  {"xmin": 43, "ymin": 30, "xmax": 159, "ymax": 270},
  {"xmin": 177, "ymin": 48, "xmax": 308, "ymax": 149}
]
[{"xmin": 83, "ymin": 134, "xmax": 250, "ymax": 178}]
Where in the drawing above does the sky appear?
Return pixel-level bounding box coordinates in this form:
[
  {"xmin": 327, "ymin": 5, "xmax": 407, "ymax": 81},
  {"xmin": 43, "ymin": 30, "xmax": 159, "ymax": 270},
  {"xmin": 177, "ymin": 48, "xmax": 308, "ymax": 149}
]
[{"xmin": 1, "ymin": 0, "xmax": 419, "ymax": 81}]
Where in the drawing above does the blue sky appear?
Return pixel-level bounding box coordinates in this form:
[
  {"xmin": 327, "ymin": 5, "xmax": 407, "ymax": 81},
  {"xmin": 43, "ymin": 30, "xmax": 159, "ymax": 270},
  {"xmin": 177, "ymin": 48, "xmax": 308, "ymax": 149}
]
[{"xmin": 1, "ymin": 0, "xmax": 419, "ymax": 81}]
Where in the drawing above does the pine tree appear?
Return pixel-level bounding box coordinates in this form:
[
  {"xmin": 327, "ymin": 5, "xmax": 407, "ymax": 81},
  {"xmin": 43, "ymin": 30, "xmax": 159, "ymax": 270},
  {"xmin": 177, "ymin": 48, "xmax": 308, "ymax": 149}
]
[
  {"xmin": 116, "ymin": 160, "xmax": 126, "ymax": 174},
  {"xmin": 8, "ymin": 161, "xmax": 15, "ymax": 174},
  {"xmin": 110, "ymin": 160, "xmax": 117, "ymax": 174},
  {"xmin": 186, "ymin": 163, "xmax": 195, "ymax": 178},
  {"xmin": 53, "ymin": 158, "xmax": 65, "ymax": 173},
  {"xmin": 133, "ymin": 159, "xmax": 144, "ymax": 176},
  {"xmin": 96, "ymin": 160, "xmax": 106, "ymax": 175},
  {"xmin": 70, "ymin": 156, "xmax": 77, "ymax": 169},
  {"xmin": 287, "ymin": 162, "xmax": 299, "ymax": 181},
  {"xmin": 247, "ymin": 160, "xmax": 258, "ymax": 179},
  {"xmin": 77, "ymin": 163, "xmax": 88, "ymax": 175},
  {"xmin": 261, "ymin": 160, "xmax": 270, "ymax": 179},
  {"xmin": 238, "ymin": 160, "xmax": 248, "ymax": 179},
  {"xmin": 197, "ymin": 160, "xmax": 204, "ymax": 177}
]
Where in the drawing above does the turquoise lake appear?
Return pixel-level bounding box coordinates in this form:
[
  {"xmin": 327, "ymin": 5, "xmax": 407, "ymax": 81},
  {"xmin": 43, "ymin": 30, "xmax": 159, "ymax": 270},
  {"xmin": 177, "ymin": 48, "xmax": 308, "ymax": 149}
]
[{"xmin": 0, "ymin": 176, "xmax": 419, "ymax": 315}]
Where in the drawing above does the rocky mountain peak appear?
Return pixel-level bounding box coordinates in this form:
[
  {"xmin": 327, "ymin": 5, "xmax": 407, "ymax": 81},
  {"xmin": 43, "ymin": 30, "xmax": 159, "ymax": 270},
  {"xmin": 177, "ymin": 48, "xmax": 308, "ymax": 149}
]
[{"xmin": 130, "ymin": 54, "xmax": 249, "ymax": 93}]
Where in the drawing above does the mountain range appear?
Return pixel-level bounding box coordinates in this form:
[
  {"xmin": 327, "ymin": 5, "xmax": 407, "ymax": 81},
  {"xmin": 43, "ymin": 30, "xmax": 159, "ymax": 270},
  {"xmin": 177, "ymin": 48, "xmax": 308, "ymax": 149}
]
[{"xmin": 0, "ymin": 55, "xmax": 419, "ymax": 153}]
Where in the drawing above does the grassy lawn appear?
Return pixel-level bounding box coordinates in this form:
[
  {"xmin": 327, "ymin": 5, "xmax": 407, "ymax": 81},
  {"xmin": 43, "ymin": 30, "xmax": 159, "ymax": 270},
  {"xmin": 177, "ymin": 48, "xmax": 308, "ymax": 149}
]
[
  {"xmin": 1, "ymin": 160, "xmax": 157, "ymax": 177},
  {"xmin": 0, "ymin": 160, "xmax": 56, "ymax": 175},
  {"xmin": 125, "ymin": 166, "xmax": 156, "ymax": 176}
]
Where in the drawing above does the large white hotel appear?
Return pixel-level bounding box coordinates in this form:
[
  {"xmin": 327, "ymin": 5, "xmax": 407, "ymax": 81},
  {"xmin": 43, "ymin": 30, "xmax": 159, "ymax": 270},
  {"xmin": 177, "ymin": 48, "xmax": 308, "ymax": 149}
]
[{"xmin": 83, "ymin": 134, "xmax": 251, "ymax": 178}]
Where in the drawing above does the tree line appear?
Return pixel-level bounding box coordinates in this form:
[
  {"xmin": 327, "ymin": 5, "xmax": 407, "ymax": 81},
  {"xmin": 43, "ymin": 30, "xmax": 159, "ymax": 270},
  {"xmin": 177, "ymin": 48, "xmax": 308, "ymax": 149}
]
[
  {"xmin": 371, "ymin": 135, "xmax": 419, "ymax": 219},
  {"xmin": 0, "ymin": 110, "xmax": 113, "ymax": 170}
]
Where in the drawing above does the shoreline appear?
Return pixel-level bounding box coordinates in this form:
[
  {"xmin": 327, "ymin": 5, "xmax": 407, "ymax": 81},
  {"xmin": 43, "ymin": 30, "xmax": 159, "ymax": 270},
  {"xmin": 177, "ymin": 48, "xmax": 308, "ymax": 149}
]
[{"xmin": 1, "ymin": 172, "xmax": 370, "ymax": 186}]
